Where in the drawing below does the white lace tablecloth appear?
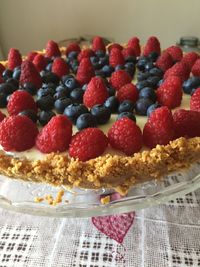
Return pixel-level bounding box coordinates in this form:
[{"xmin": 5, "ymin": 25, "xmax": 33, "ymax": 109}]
[{"xmin": 0, "ymin": 189, "xmax": 200, "ymax": 267}]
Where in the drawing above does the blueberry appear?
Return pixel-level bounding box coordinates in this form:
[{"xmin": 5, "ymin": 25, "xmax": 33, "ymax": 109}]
[
  {"xmin": 12, "ymin": 68, "xmax": 21, "ymax": 80},
  {"xmin": 147, "ymin": 76, "xmax": 161, "ymax": 88},
  {"xmin": 115, "ymin": 65, "xmax": 124, "ymax": 71},
  {"xmin": 19, "ymin": 109, "xmax": 38, "ymax": 123},
  {"xmin": 42, "ymin": 82, "xmax": 57, "ymax": 91},
  {"xmin": 182, "ymin": 77, "xmax": 200, "ymax": 94},
  {"xmin": 102, "ymin": 65, "xmax": 114, "ymax": 77},
  {"xmin": 118, "ymin": 100, "xmax": 134, "ymax": 113},
  {"xmin": 125, "ymin": 65, "xmax": 136, "ymax": 77},
  {"xmin": 90, "ymin": 56, "xmax": 99, "ymax": 65},
  {"xmin": 41, "ymin": 71, "xmax": 60, "ymax": 85},
  {"xmin": 37, "ymin": 87, "xmax": 55, "ymax": 98},
  {"xmin": 6, "ymin": 78, "xmax": 19, "ymax": 90},
  {"xmin": 124, "ymin": 62, "xmax": 135, "ymax": 69},
  {"xmin": 147, "ymin": 103, "xmax": 161, "ymax": 117},
  {"xmin": 91, "ymin": 105, "xmax": 111, "ymax": 124},
  {"xmin": 54, "ymin": 97, "xmax": 72, "ymax": 113},
  {"xmin": 64, "ymin": 103, "xmax": 89, "ymax": 124},
  {"xmin": 137, "ymin": 72, "xmax": 151, "ymax": 81},
  {"xmin": 64, "ymin": 77, "xmax": 79, "ymax": 90},
  {"xmin": 135, "ymin": 98, "xmax": 154, "ymax": 115},
  {"xmin": 136, "ymin": 80, "xmax": 150, "ymax": 91},
  {"xmin": 139, "ymin": 87, "xmax": 157, "ymax": 102},
  {"xmin": 125, "ymin": 56, "xmax": 137, "ymax": 64},
  {"xmin": 95, "ymin": 50, "xmax": 105, "ymax": 58},
  {"xmin": 38, "ymin": 110, "xmax": 56, "ymax": 126},
  {"xmin": 0, "ymin": 83, "xmax": 15, "ymax": 95},
  {"xmin": 54, "ymin": 91, "xmax": 68, "ymax": 100},
  {"xmin": 148, "ymin": 51, "xmax": 159, "ymax": 62},
  {"xmin": 70, "ymin": 88, "xmax": 84, "ymax": 103},
  {"xmin": 37, "ymin": 95, "xmax": 54, "ymax": 110},
  {"xmin": 62, "ymin": 74, "xmax": 74, "ymax": 84},
  {"xmin": 0, "ymin": 93, "xmax": 8, "ymax": 108},
  {"xmin": 145, "ymin": 62, "xmax": 154, "ymax": 71},
  {"xmin": 137, "ymin": 57, "xmax": 150, "ymax": 71},
  {"xmin": 95, "ymin": 69, "xmax": 106, "ymax": 78},
  {"xmin": 117, "ymin": 111, "xmax": 136, "ymax": 122},
  {"xmin": 45, "ymin": 63, "xmax": 52, "ymax": 72},
  {"xmin": 2, "ymin": 69, "xmax": 13, "ymax": 81},
  {"xmin": 191, "ymin": 88, "xmax": 197, "ymax": 95},
  {"xmin": 107, "ymin": 86, "xmax": 116, "ymax": 97},
  {"xmin": 99, "ymin": 55, "xmax": 109, "ymax": 65},
  {"xmin": 70, "ymin": 60, "xmax": 79, "ymax": 73},
  {"xmin": 55, "ymin": 85, "xmax": 69, "ymax": 97},
  {"xmin": 157, "ymin": 79, "xmax": 164, "ymax": 87},
  {"xmin": 68, "ymin": 51, "xmax": 78, "ymax": 60},
  {"xmin": 76, "ymin": 113, "xmax": 97, "ymax": 130},
  {"xmin": 82, "ymin": 84, "xmax": 88, "ymax": 92},
  {"xmin": 149, "ymin": 67, "xmax": 163, "ymax": 77},
  {"xmin": 104, "ymin": 96, "xmax": 119, "ymax": 113}
]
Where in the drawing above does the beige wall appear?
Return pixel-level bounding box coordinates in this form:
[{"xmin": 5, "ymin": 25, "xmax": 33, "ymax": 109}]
[{"xmin": 0, "ymin": 0, "xmax": 200, "ymax": 59}]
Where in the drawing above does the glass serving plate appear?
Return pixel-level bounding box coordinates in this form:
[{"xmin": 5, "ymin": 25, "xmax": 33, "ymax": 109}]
[{"xmin": 0, "ymin": 161, "xmax": 200, "ymax": 218}]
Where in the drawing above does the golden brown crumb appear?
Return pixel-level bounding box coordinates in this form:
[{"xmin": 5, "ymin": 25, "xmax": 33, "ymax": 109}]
[
  {"xmin": 100, "ymin": 195, "xmax": 111, "ymax": 205},
  {"xmin": 34, "ymin": 197, "xmax": 44, "ymax": 203}
]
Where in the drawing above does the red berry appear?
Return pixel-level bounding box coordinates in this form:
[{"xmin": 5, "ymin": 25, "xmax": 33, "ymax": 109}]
[
  {"xmin": 27, "ymin": 51, "xmax": 38, "ymax": 62},
  {"xmin": 77, "ymin": 48, "xmax": 94, "ymax": 62},
  {"xmin": 83, "ymin": 77, "xmax": 108, "ymax": 108},
  {"xmin": 191, "ymin": 59, "xmax": 200, "ymax": 77},
  {"xmin": 8, "ymin": 48, "xmax": 22, "ymax": 70},
  {"xmin": 109, "ymin": 48, "xmax": 125, "ymax": 68},
  {"xmin": 76, "ymin": 58, "xmax": 95, "ymax": 86},
  {"xmin": 66, "ymin": 42, "xmax": 81, "ymax": 55},
  {"xmin": 0, "ymin": 111, "xmax": 6, "ymax": 122},
  {"xmin": 190, "ymin": 88, "xmax": 200, "ymax": 111},
  {"xmin": 164, "ymin": 61, "xmax": 190, "ymax": 82},
  {"xmin": 117, "ymin": 83, "xmax": 138, "ymax": 103},
  {"xmin": 155, "ymin": 52, "xmax": 174, "ymax": 72},
  {"xmin": 108, "ymin": 117, "xmax": 142, "ymax": 155},
  {"xmin": 45, "ymin": 40, "xmax": 61, "ymax": 58},
  {"xmin": 122, "ymin": 47, "xmax": 136, "ymax": 59},
  {"xmin": 33, "ymin": 54, "xmax": 47, "ymax": 72},
  {"xmin": 7, "ymin": 90, "xmax": 37, "ymax": 115},
  {"xmin": 173, "ymin": 109, "xmax": 200, "ymax": 138},
  {"xmin": 69, "ymin": 128, "xmax": 108, "ymax": 161},
  {"xmin": 143, "ymin": 36, "xmax": 161, "ymax": 56},
  {"xmin": 165, "ymin": 46, "xmax": 183, "ymax": 62},
  {"xmin": 110, "ymin": 70, "xmax": 132, "ymax": 90},
  {"xmin": 0, "ymin": 63, "xmax": 5, "ymax": 75},
  {"xmin": 19, "ymin": 60, "xmax": 42, "ymax": 89},
  {"xmin": 127, "ymin": 37, "xmax": 141, "ymax": 56},
  {"xmin": 157, "ymin": 76, "xmax": 183, "ymax": 109},
  {"xmin": 182, "ymin": 52, "xmax": 200, "ymax": 70},
  {"xmin": 143, "ymin": 106, "xmax": 175, "ymax": 148},
  {"xmin": 36, "ymin": 115, "xmax": 72, "ymax": 153},
  {"xmin": 92, "ymin": 36, "xmax": 106, "ymax": 52},
  {"xmin": 108, "ymin": 43, "xmax": 123, "ymax": 53},
  {"xmin": 0, "ymin": 115, "xmax": 38, "ymax": 152},
  {"xmin": 52, "ymin": 57, "xmax": 69, "ymax": 78}
]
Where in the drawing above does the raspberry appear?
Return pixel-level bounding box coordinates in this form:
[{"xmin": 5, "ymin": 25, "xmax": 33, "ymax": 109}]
[
  {"xmin": 66, "ymin": 42, "xmax": 81, "ymax": 55},
  {"xmin": 155, "ymin": 51, "xmax": 174, "ymax": 72},
  {"xmin": 157, "ymin": 76, "xmax": 183, "ymax": 109},
  {"xmin": 0, "ymin": 63, "xmax": 5, "ymax": 75},
  {"xmin": 173, "ymin": 109, "xmax": 200, "ymax": 138},
  {"xmin": 108, "ymin": 117, "xmax": 142, "ymax": 155},
  {"xmin": 8, "ymin": 48, "xmax": 22, "ymax": 70},
  {"xmin": 143, "ymin": 36, "xmax": 161, "ymax": 56},
  {"xmin": 7, "ymin": 90, "xmax": 37, "ymax": 115},
  {"xmin": 165, "ymin": 46, "xmax": 183, "ymax": 62},
  {"xmin": 45, "ymin": 40, "xmax": 61, "ymax": 58},
  {"xmin": 78, "ymin": 48, "xmax": 94, "ymax": 62},
  {"xmin": 69, "ymin": 128, "xmax": 108, "ymax": 161},
  {"xmin": 127, "ymin": 37, "xmax": 141, "ymax": 57},
  {"xmin": 33, "ymin": 54, "xmax": 47, "ymax": 72},
  {"xmin": 108, "ymin": 43, "xmax": 123, "ymax": 53},
  {"xmin": 143, "ymin": 106, "xmax": 175, "ymax": 148},
  {"xmin": 109, "ymin": 48, "xmax": 125, "ymax": 68},
  {"xmin": 122, "ymin": 47, "xmax": 136, "ymax": 59},
  {"xmin": 52, "ymin": 57, "xmax": 69, "ymax": 78},
  {"xmin": 191, "ymin": 59, "xmax": 200, "ymax": 77},
  {"xmin": 164, "ymin": 61, "xmax": 190, "ymax": 82},
  {"xmin": 0, "ymin": 111, "xmax": 6, "ymax": 122},
  {"xmin": 83, "ymin": 77, "xmax": 108, "ymax": 108},
  {"xmin": 76, "ymin": 58, "xmax": 95, "ymax": 86},
  {"xmin": 92, "ymin": 36, "xmax": 106, "ymax": 52},
  {"xmin": 27, "ymin": 51, "xmax": 38, "ymax": 62},
  {"xmin": 19, "ymin": 60, "xmax": 42, "ymax": 89},
  {"xmin": 190, "ymin": 88, "xmax": 200, "ymax": 111},
  {"xmin": 182, "ymin": 52, "xmax": 200, "ymax": 70},
  {"xmin": 36, "ymin": 115, "xmax": 72, "ymax": 153},
  {"xmin": 0, "ymin": 115, "xmax": 38, "ymax": 152},
  {"xmin": 117, "ymin": 83, "xmax": 138, "ymax": 103},
  {"xmin": 110, "ymin": 70, "xmax": 132, "ymax": 90}
]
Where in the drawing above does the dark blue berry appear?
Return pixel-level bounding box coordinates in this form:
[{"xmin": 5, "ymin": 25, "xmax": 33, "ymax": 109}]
[
  {"xmin": 117, "ymin": 112, "xmax": 136, "ymax": 122},
  {"xmin": 136, "ymin": 80, "xmax": 150, "ymax": 91},
  {"xmin": 139, "ymin": 87, "xmax": 157, "ymax": 102},
  {"xmin": 70, "ymin": 60, "xmax": 79, "ymax": 73},
  {"xmin": 19, "ymin": 109, "xmax": 38, "ymax": 123},
  {"xmin": 45, "ymin": 63, "xmax": 52, "ymax": 72},
  {"xmin": 115, "ymin": 65, "xmax": 124, "ymax": 71},
  {"xmin": 107, "ymin": 86, "xmax": 116, "ymax": 97},
  {"xmin": 55, "ymin": 85, "xmax": 69, "ymax": 96},
  {"xmin": 95, "ymin": 69, "xmax": 106, "ymax": 78},
  {"xmin": 148, "ymin": 51, "xmax": 159, "ymax": 62},
  {"xmin": 95, "ymin": 50, "xmax": 105, "ymax": 58},
  {"xmin": 41, "ymin": 71, "xmax": 60, "ymax": 85},
  {"xmin": 137, "ymin": 72, "xmax": 151, "ymax": 81},
  {"xmin": 70, "ymin": 88, "xmax": 84, "ymax": 103},
  {"xmin": 90, "ymin": 56, "xmax": 99, "ymax": 65},
  {"xmin": 104, "ymin": 96, "xmax": 119, "ymax": 113},
  {"xmin": 137, "ymin": 57, "xmax": 150, "ymax": 71},
  {"xmin": 99, "ymin": 55, "xmax": 109, "ymax": 65},
  {"xmin": 147, "ymin": 103, "xmax": 161, "ymax": 117},
  {"xmin": 125, "ymin": 56, "xmax": 137, "ymax": 64},
  {"xmin": 54, "ymin": 97, "xmax": 72, "ymax": 113},
  {"xmin": 12, "ymin": 68, "xmax": 21, "ymax": 80},
  {"xmin": 76, "ymin": 113, "xmax": 97, "ymax": 130},
  {"xmin": 64, "ymin": 103, "xmax": 88, "ymax": 124},
  {"xmin": 64, "ymin": 77, "xmax": 79, "ymax": 90},
  {"xmin": 157, "ymin": 79, "xmax": 164, "ymax": 87},
  {"xmin": 37, "ymin": 95, "xmax": 54, "ymax": 110},
  {"xmin": 54, "ymin": 91, "xmax": 68, "ymax": 100},
  {"xmin": 82, "ymin": 84, "xmax": 87, "ymax": 92},
  {"xmin": 6, "ymin": 78, "xmax": 19, "ymax": 90},
  {"xmin": 145, "ymin": 62, "xmax": 154, "ymax": 71},
  {"xmin": 0, "ymin": 83, "xmax": 15, "ymax": 95},
  {"xmin": 135, "ymin": 98, "xmax": 154, "ymax": 115},
  {"xmin": 2, "ymin": 69, "xmax": 13, "ymax": 81},
  {"xmin": 62, "ymin": 74, "xmax": 74, "ymax": 84},
  {"xmin": 21, "ymin": 82, "xmax": 37, "ymax": 95},
  {"xmin": 118, "ymin": 100, "xmax": 134, "ymax": 113},
  {"xmin": 68, "ymin": 51, "xmax": 78, "ymax": 60},
  {"xmin": 38, "ymin": 110, "xmax": 55, "ymax": 126},
  {"xmin": 0, "ymin": 93, "xmax": 8, "ymax": 108},
  {"xmin": 147, "ymin": 76, "xmax": 161, "ymax": 88},
  {"xmin": 91, "ymin": 105, "xmax": 111, "ymax": 124},
  {"xmin": 37, "ymin": 87, "xmax": 55, "ymax": 98},
  {"xmin": 102, "ymin": 65, "xmax": 114, "ymax": 77},
  {"xmin": 42, "ymin": 82, "xmax": 57, "ymax": 91},
  {"xmin": 125, "ymin": 65, "xmax": 136, "ymax": 77},
  {"xmin": 149, "ymin": 67, "xmax": 163, "ymax": 77},
  {"xmin": 182, "ymin": 77, "xmax": 200, "ymax": 94}
]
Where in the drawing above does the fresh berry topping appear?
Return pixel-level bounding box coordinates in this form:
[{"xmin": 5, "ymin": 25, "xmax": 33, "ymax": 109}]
[
  {"xmin": 110, "ymin": 70, "xmax": 132, "ymax": 90},
  {"xmin": 66, "ymin": 42, "xmax": 81, "ymax": 56},
  {"xmin": 182, "ymin": 52, "xmax": 200, "ymax": 70},
  {"xmin": 127, "ymin": 37, "xmax": 141, "ymax": 57},
  {"xmin": 182, "ymin": 77, "xmax": 200, "ymax": 94},
  {"xmin": 0, "ymin": 111, "xmax": 6, "ymax": 122},
  {"xmin": 36, "ymin": 115, "xmax": 72, "ymax": 153},
  {"xmin": 117, "ymin": 83, "xmax": 138, "ymax": 103},
  {"xmin": 118, "ymin": 100, "xmax": 134, "ymax": 113},
  {"xmin": 173, "ymin": 109, "xmax": 200, "ymax": 138},
  {"xmin": 77, "ymin": 48, "xmax": 94, "ymax": 62},
  {"xmin": 139, "ymin": 87, "xmax": 156, "ymax": 102},
  {"xmin": 69, "ymin": 128, "xmax": 108, "ymax": 161},
  {"xmin": 0, "ymin": 82, "xmax": 15, "ymax": 95},
  {"xmin": 165, "ymin": 46, "xmax": 183, "ymax": 62},
  {"xmin": 8, "ymin": 48, "xmax": 22, "ymax": 70},
  {"xmin": 146, "ymin": 103, "xmax": 161, "ymax": 117},
  {"xmin": 122, "ymin": 47, "xmax": 136, "ymax": 60},
  {"xmin": 19, "ymin": 109, "xmax": 38, "ymax": 123},
  {"xmin": 2, "ymin": 69, "xmax": 13, "ymax": 81},
  {"xmin": 45, "ymin": 40, "xmax": 61, "ymax": 58},
  {"xmin": 117, "ymin": 112, "xmax": 136, "ymax": 122},
  {"xmin": 83, "ymin": 77, "xmax": 108, "ymax": 108},
  {"xmin": 190, "ymin": 87, "xmax": 200, "ymax": 111},
  {"xmin": 0, "ymin": 63, "xmax": 5, "ymax": 75},
  {"xmin": 19, "ymin": 60, "xmax": 42, "ymax": 89},
  {"xmin": 52, "ymin": 57, "xmax": 69, "ymax": 78},
  {"xmin": 155, "ymin": 52, "xmax": 174, "ymax": 72},
  {"xmin": 104, "ymin": 96, "xmax": 119, "ymax": 113},
  {"xmin": 38, "ymin": 110, "xmax": 56, "ymax": 126},
  {"xmin": 157, "ymin": 76, "xmax": 182, "ymax": 109},
  {"xmin": 37, "ymin": 95, "xmax": 54, "ymax": 111},
  {"xmin": 0, "ymin": 115, "xmax": 38, "ymax": 151},
  {"xmin": 191, "ymin": 59, "xmax": 200, "ymax": 77},
  {"xmin": 54, "ymin": 97, "xmax": 72, "ymax": 113},
  {"xmin": 143, "ymin": 106, "xmax": 174, "ymax": 148},
  {"xmin": 91, "ymin": 104, "xmax": 111, "ymax": 124},
  {"xmin": 108, "ymin": 117, "xmax": 142, "ymax": 155},
  {"xmin": 76, "ymin": 113, "xmax": 97, "ymax": 130},
  {"xmin": 92, "ymin": 36, "xmax": 106, "ymax": 52},
  {"xmin": 70, "ymin": 88, "xmax": 84, "ymax": 103},
  {"xmin": 135, "ymin": 98, "xmax": 154, "ymax": 115},
  {"xmin": 164, "ymin": 61, "xmax": 190, "ymax": 82},
  {"xmin": 64, "ymin": 103, "xmax": 88, "ymax": 124},
  {"xmin": 102, "ymin": 65, "xmax": 114, "ymax": 77},
  {"xmin": 27, "ymin": 51, "xmax": 38, "ymax": 62},
  {"xmin": 109, "ymin": 48, "xmax": 125, "ymax": 68},
  {"xmin": 7, "ymin": 90, "xmax": 37, "ymax": 115},
  {"xmin": 33, "ymin": 54, "xmax": 47, "ymax": 72},
  {"xmin": 76, "ymin": 58, "xmax": 95, "ymax": 85},
  {"xmin": 108, "ymin": 43, "xmax": 123, "ymax": 53},
  {"xmin": 143, "ymin": 36, "xmax": 161, "ymax": 57}
]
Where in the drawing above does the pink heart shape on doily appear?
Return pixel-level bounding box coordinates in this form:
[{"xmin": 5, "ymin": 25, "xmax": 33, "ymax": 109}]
[{"xmin": 92, "ymin": 212, "xmax": 135, "ymax": 244}]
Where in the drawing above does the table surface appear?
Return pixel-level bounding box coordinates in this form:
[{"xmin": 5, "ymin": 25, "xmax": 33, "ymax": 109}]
[{"xmin": 0, "ymin": 189, "xmax": 200, "ymax": 267}]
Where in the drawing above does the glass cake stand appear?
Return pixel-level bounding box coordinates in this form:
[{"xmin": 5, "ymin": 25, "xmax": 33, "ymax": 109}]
[{"xmin": 0, "ymin": 161, "xmax": 200, "ymax": 218}]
